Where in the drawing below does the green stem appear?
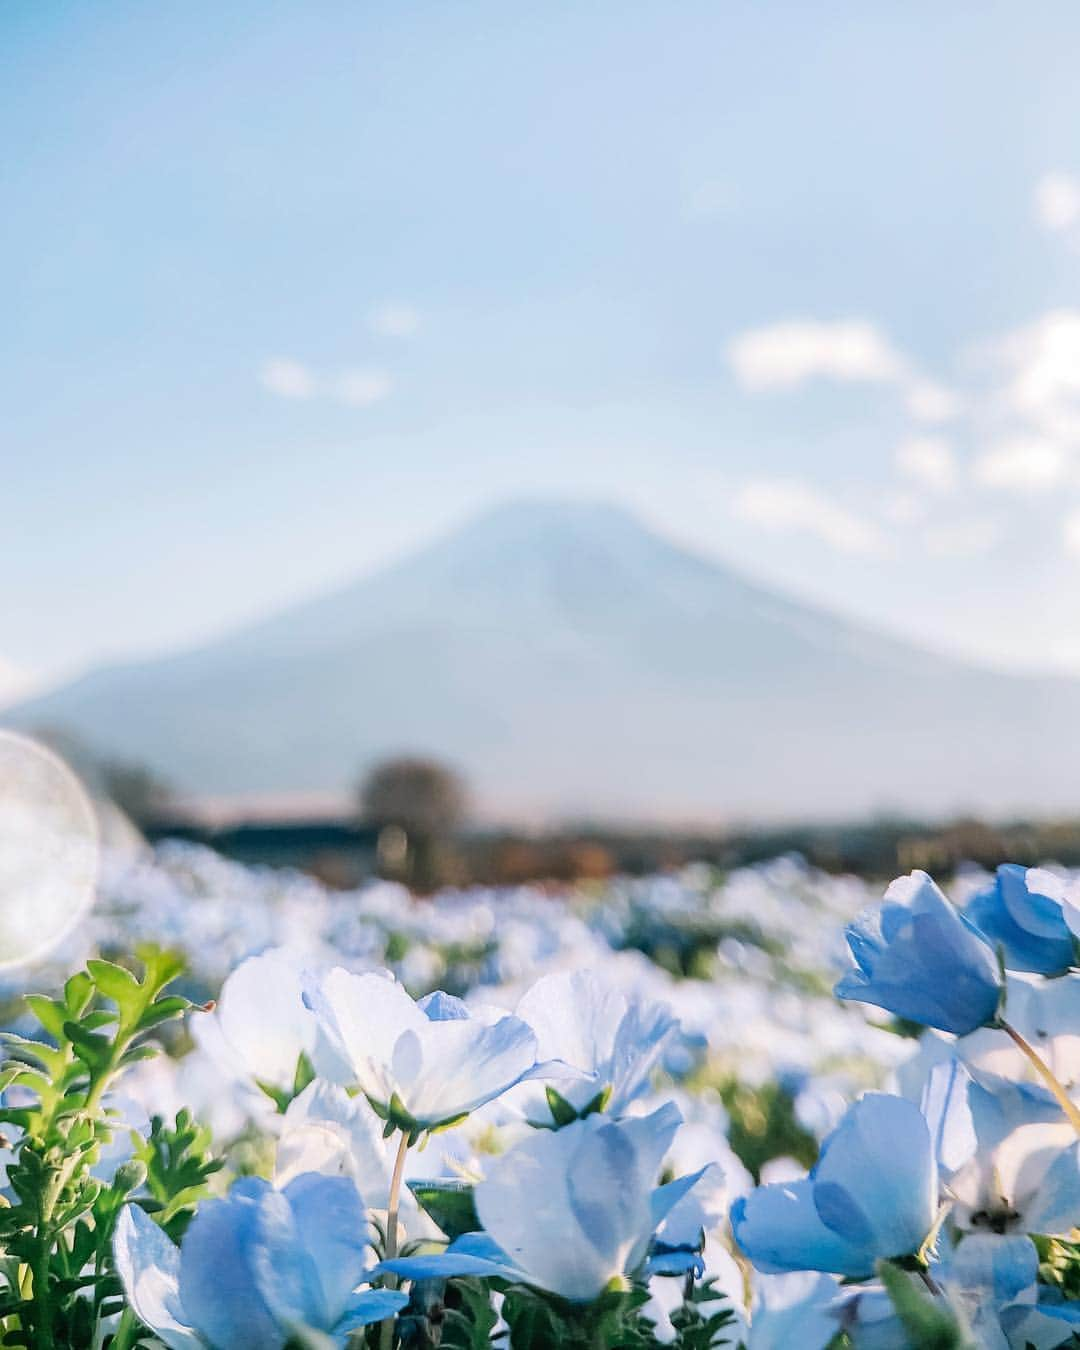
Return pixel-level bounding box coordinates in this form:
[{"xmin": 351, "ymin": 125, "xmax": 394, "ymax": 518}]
[
  {"xmin": 1001, "ymin": 1020, "xmax": 1080, "ymax": 1136},
  {"xmin": 378, "ymin": 1131, "xmax": 411, "ymax": 1350},
  {"xmin": 30, "ymin": 1239, "xmax": 52, "ymax": 1350},
  {"xmin": 109, "ymin": 1309, "xmax": 139, "ymax": 1350}
]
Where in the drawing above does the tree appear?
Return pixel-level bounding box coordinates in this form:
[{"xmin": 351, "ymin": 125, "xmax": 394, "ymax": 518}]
[{"xmin": 358, "ymin": 757, "xmax": 467, "ymax": 890}]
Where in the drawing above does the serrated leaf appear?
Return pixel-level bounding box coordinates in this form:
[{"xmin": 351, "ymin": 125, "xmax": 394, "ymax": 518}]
[{"xmin": 135, "ymin": 945, "xmax": 186, "ymax": 995}]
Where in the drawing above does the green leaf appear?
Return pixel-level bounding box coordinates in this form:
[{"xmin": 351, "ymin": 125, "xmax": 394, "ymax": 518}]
[
  {"xmin": 408, "ymin": 1179, "xmax": 480, "ymax": 1240},
  {"xmin": 135, "ymin": 945, "xmax": 186, "ymax": 996},
  {"xmin": 878, "ymin": 1261, "xmax": 970, "ymax": 1349},
  {"xmin": 24, "ymin": 995, "xmax": 66, "ymax": 1041},
  {"xmin": 136, "ymin": 996, "xmax": 191, "ymax": 1032},
  {"xmin": 62, "ymin": 1020, "xmax": 113, "ymax": 1072},
  {"xmin": 87, "ymin": 959, "xmax": 144, "ymax": 1017},
  {"xmin": 64, "ymin": 971, "xmax": 95, "ymax": 1018}
]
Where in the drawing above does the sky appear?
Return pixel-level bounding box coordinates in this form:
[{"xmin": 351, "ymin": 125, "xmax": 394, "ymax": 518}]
[{"xmin": 6, "ymin": 0, "xmax": 1080, "ymax": 701}]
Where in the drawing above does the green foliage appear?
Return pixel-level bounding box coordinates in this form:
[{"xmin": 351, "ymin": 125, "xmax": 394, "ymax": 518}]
[
  {"xmin": 136, "ymin": 1108, "xmax": 222, "ymax": 1241},
  {"xmin": 668, "ymin": 1278, "xmax": 737, "ymax": 1349},
  {"xmin": 1035, "ymin": 1234, "xmax": 1080, "ymax": 1302},
  {"xmin": 407, "ymin": 1180, "xmax": 479, "ymax": 1241},
  {"xmin": 396, "ymin": 1277, "xmax": 498, "ymax": 1350},
  {"xmin": 717, "ymin": 1078, "xmax": 818, "ymax": 1181},
  {"xmin": 0, "ymin": 947, "xmax": 190, "ymax": 1349},
  {"xmin": 501, "ymin": 1282, "xmax": 657, "ymax": 1350},
  {"xmin": 395, "ymin": 1275, "xmax": 734, "ymax": 1350}
]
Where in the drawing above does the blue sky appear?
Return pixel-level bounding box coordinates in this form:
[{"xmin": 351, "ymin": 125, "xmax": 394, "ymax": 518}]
[{"xmin": 6, "ymin": 0, "xmax": 1080, "ymax": 697}]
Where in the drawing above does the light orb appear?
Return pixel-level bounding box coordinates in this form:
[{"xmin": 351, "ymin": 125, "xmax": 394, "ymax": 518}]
[{"xmin": 0, "ymin": 730, "xmax": 99, "ymax": 968}]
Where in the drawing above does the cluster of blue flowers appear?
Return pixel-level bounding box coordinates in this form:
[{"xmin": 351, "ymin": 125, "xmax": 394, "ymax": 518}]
[
  {"xmin": 17, "ymin": 856, "xmax": 1080, "ymax": 1347},
  {"xmin": 732, "ymin": 865, "xmax": 1080, "ymax": 1346}
]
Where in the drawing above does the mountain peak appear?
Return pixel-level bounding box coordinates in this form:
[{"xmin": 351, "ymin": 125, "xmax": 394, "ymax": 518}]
[
  {"xmin": 459, "ymin": 496, "xmax": 647, "ymax": 538},
  {"xmin": 6, "ymin": 496, "xmax": 1076, "ymax": 820}
]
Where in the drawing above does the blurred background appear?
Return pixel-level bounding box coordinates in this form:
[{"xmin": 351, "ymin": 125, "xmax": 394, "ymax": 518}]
[{"xmin": 6, "ymin": 0, "xmax": 1080, "ymax": 887}]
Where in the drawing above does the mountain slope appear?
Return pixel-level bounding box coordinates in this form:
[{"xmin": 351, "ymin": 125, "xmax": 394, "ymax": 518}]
[{"xmin": 6, "ymin": 500, "xmax": 1079, "ymax": 820}]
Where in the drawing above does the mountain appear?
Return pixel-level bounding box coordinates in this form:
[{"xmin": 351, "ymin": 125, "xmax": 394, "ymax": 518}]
[{"xmin": 6, "ymin": 499, "xmax": 1080, "ymax": 820}]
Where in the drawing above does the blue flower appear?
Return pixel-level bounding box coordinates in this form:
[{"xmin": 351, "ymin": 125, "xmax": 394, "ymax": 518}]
[
  {"xmin": 964, "ymin": 865, "xmax": 1076, "ymax": 976},
  {"xmin": 379, "ymin": 1102, "xmax": 706, "ymax": 1302},
  {"xmin": 305, "ymin": 969, "xmax": 549, "ymax": 1135},
  {"xmin": 920, "ymin": 1057, "xmax": 1064, "ymax": 1177},
  {"xmin": 731, "ymin": 1094, "xmax": 936, "ymax": 1279},
  {"xmin": 743, "ymin": 1271, "xmax": 839, "ymax": 1350},
  {"xmin": 114, "ymin": 1174, "xmax": 406, "ymax": 1349},
  {"xmin": 513, "ymin": 970, "xmax": 679, "ymax": 1122},
  {"xmin": 936, "ymin": 1232, "xmax": 1047, "ymax": 1348},
  {"xmin": 1001, "ymin": 1286, "xmax": 1080, "ymax": 1347},
  {"xmin": 835, "ymin": 871, "xmax": 1003, "ymax": 1035}
]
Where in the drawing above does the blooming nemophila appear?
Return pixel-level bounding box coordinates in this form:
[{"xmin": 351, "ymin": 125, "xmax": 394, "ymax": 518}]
[
  {"xmin": 379, "ymin": 1102, "xmax": 707, "ymax": 1302},
  {"xmin": 919, "ymin": 1056, "xmax": 1080, "ymax": 1252},
  {"xmin": 740, "ymin": 1271, "xmax": 839, "ymax": 1350},
  {"xmin": 191, "ymin": 949, "xmax": 320, "ymax": 1097},
  {"xmin": 920, "ymin": 1057, "xmax": 1064, "ymax": 1177},
  {"xmin": 949, "ymin": 1119, "xmax": 1080, "ymax": 1242},
  {"xmin": 305, "ymin": 969, "xmax": 551, "ymax": 1136},
  {"xmin": 275, "ymin": 1079, "xmax": 393, "ymax": 1199},
  {"xmin": 114, "ymin": 1174, "xmax": 405, "ymax": 1349},
  {"xmin": 731, "ymin": 1093, "xmax": 936, "ymax": 1279},
  {"xmin": 835, "ymin": 870, "xmax": 1003, "ymax": 1035},
  {"xmin": 512, "ymin": 969, "xmax": 679, "ymax": 1122},
  {"xmin": 964, "ymin": 865, "xmax": 1076, "ymax": 977},
  {"xmin": 935, "ymin": 1230, "xmax": 1080, "ymax": 1350}
]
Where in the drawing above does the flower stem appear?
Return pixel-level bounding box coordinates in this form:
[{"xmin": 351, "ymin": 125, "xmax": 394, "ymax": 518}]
[
  {"xmin": 1001, "ymin": 1019, "xmax": 1080, "ymax": 1136},
  {"xmin": 379, "ymin": 1130, "xmax": 410, "ymax": 1350}
]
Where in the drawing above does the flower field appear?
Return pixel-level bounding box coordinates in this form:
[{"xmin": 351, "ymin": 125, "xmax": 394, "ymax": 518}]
[{"xmin": 5, "ymin": 844, "xmax": 1080, "ymax": 1346}]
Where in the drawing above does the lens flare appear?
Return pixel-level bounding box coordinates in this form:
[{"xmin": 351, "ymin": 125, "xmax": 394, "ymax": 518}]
[{"xmin": 0, "ymin": 730, "xmax": 99, "ymax": 968}]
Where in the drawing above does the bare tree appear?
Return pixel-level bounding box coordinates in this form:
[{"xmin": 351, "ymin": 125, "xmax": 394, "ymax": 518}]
[{"xmin": 358, "ymin": 757, "xmax": 467, "ymax": 890}]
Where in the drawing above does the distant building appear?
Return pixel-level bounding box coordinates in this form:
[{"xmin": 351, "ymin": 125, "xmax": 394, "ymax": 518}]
[{"xmin": 147, "ymin": 815, "xmax": 380, "ymax": 889}]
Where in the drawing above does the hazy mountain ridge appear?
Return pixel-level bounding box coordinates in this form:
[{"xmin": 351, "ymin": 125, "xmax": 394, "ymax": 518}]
[{"xmin": 7, "ymin": 501, "xmax": 1079, "ymax": 820}]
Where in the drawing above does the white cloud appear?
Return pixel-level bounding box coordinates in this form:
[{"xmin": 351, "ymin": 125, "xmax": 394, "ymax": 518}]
[
  {"xmin": 732, "ymin": 478, "xmax": 882, "ymax": 555},
  {"xmin": 973, "ymin": 437, "xmax": 1070, "ymax": 492},
  {"xmin": 369, "ymin": 303, "xmax": 420, "ymax": 338},
  {"xmin": 1035, "ymin": 172, "xmax": 1080, "ymax": 232},
  {"xmin": 922, "ymin": 519, "xmax": 1000, "ymax": 558},
  {"xmin": 895, "ymin": 437, "xmax": 957, "ymax": 494},
  {"xmin": 906, "ymin": 379, "xmax": 961, "ymax": 423},
  {"xmin": 728, "ymin": 318, "xmax": 958, "ymax": 424},
  {"xmin": 728, "ymin": 319, "xmax": 905, "ymax": 390},
  {"xmin": 883, "ymin": 492, "xmax": 928, "ymax": 525},
  {"xmin": 334, "ymin": 368, "xmax": 393, "ymax": 407},
  {"xmin": 991, "ymin": 310, "xmax": 1080, "ymax": 441},
  {"xmin": 259, "ymin": 359, "xmax": 392, "ymax": 408},
  {"xmin": 260, "ymin": 358, "xmax": 316, "ymax": 399}
]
